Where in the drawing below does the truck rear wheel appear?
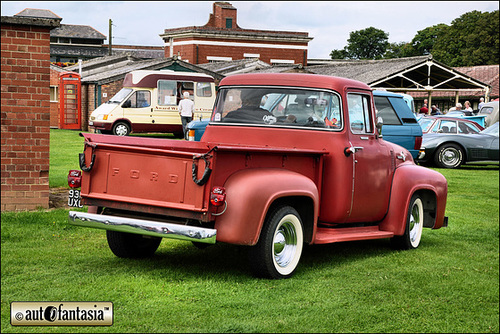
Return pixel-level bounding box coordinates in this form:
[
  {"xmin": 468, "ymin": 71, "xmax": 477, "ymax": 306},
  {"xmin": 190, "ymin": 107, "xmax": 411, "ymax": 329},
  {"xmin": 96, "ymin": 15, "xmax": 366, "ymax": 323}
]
[
  {"xmin": 249, "ymin": 206, "xmax": 304, "ymax": 279},
  {"xmin": 106, "ymin": 230, "xmax": 161, "ymax": 258},
  {"xmin": 391, "ymin": 194, "xmax": 424, "ymax": 250}
]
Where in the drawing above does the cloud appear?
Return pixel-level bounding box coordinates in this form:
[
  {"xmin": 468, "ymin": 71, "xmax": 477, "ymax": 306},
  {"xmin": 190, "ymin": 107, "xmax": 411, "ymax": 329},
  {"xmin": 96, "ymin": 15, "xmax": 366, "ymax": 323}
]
[{"xmin": 1, "ymin": 1, "xmax": 498, "ymax": 58}]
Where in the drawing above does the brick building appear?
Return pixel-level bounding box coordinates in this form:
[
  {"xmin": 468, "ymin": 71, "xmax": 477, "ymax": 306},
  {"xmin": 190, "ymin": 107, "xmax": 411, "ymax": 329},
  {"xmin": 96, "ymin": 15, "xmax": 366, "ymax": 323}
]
[
  {"xmin": 160, "ymin": 2, "xmax": 313, "ymax": 66},
  {"xmin": 1, "ymin": 15, "xmax": 61, "ymax": 211}
]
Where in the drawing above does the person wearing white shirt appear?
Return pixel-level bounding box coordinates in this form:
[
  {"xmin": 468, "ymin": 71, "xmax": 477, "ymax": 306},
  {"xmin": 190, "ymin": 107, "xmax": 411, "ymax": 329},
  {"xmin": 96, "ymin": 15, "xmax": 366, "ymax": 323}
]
[{"xmin": 178, "ymin": 91, "xmax": 194, "ymax": 136}]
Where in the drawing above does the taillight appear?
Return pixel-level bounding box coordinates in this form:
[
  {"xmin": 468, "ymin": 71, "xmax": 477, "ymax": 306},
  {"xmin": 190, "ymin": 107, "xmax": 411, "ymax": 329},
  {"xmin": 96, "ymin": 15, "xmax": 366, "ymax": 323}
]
[
  {"xmin": 68, "ymin": 170, "xmax": 82, "ymax": 188},
  {"xmin": 188, "ymin": 129, "xmax": 195, "ymax": 141},
  {"xmin": 210, "ymin": 186, "xmax": 226, "ymax": 207},
  {"xmin": 414, "ymin": 136, "xmax": 422, "ymax": 150}
]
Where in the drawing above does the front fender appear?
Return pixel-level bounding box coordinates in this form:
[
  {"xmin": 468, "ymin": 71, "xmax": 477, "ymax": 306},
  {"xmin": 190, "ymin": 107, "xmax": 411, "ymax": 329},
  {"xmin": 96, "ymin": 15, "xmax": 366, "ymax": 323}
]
[
  {"xmin": 214, "ymin": 168, "xmax": 319, "ymax": 245},
  {"xmin": 379, "ymin": 164, "xmax": 448, "ymax": 235}
]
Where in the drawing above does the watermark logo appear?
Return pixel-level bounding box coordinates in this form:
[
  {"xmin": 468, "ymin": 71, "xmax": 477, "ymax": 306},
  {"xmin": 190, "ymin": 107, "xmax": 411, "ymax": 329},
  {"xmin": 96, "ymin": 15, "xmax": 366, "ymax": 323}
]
[{"xmin": 11, "ymin": 302, "xmax": 113, "ymax": 326}]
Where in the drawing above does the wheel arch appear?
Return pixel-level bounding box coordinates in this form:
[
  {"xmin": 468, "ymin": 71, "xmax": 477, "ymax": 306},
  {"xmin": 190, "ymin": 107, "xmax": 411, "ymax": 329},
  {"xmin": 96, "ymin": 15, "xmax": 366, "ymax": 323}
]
[
  {"xmin": 434, "ymin": 140, "xmax": 468, "ymax": 162},
  {"xmin": 264, "ymin": 196, "xmax": 315, "ymax": 244},
  {"xmin": 112, "ymin": 119, "xmax": 132, "ymax": 133},
  {"xmin": 379, "ymin": 164, "xmax": 448, "ymax": 235},
  {"xmin": 214, "ymin": 168, "xmax": 319, "ymax": 245}
]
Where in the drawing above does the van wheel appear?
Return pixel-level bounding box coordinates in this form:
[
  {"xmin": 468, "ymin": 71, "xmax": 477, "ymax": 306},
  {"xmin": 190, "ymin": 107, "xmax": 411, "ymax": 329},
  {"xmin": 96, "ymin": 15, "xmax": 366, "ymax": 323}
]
[
  {"xmin": 113, "ymin": 122, "xmax": 130, "ymax": 136},
  {"xmin": 391, "ymin": 194, "xmax": 424, "ymax": 250},
  {"xmin": 106, "ymin": 230, "xmax": 161, "ymax": 258},
  {"xmin": 249, "ymin": 206, "xmax": 304, "ymax": 279}
]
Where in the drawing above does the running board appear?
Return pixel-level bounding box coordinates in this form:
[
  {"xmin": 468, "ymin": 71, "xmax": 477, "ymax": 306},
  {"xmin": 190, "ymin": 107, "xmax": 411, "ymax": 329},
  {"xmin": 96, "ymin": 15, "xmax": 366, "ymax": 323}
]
[{"xmin": 313, "ymin": 226, "xmax": 394, "ymax": 244}]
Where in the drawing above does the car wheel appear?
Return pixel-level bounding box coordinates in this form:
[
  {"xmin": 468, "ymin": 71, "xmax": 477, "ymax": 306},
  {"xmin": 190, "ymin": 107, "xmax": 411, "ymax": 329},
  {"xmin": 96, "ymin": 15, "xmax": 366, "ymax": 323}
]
[
  {"xmin": 434, "ymin": 143, "xmax": 464, "ymax": 168},
  {"xmin": 391, "ymin": 194, "xmax": 424, "ymax": 250},
  {"xmin": 249, "ymin": 206, "xmax": 304, "ymax": 279},
  {"xmin": 106, "ymin": 230, "xmax": 161, "ymax": 258},
  {"xmin": 112, "ymin": 122, "xmax": 130, "ymax": 136}
]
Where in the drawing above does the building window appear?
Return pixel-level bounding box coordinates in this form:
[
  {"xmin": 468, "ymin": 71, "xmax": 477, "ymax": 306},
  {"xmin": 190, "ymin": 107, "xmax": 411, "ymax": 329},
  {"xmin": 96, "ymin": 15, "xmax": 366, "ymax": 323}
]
[
  {"xmin": 207, "ymin": 56, "xmax": 233, "ymax": 63},
  {"xmin": 270, "ymin": 59, "xmax": 295, "ymax": 65},
  {"xmin": 244, "ymin": 53, "xmax": 260, "ymax": 59},
  {"xmin": 50, "ymin": 86, "xmax": 58, "ymax": 102},
  {"xmin": 226, "ymin": 18, "xmax": 232, "ymax": 29}
]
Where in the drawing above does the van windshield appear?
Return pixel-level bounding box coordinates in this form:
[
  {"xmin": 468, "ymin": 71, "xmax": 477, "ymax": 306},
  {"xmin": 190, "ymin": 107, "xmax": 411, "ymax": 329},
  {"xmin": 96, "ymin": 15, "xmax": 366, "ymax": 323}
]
[{"xmin": 107, "ymin": 88, "xmax": 133, "ymax": 104}]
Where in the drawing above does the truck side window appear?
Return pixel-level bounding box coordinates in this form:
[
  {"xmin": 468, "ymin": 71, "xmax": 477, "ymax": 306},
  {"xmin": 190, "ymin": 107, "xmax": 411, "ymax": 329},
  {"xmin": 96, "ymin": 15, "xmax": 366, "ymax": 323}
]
[
  {"xmin": 123, "ymin": 91, "xmax": 151, "ymax": 108},
  {"xmin": 196, "ymin": 82, "xmax": 212, "ymax": 97},
  {"xmin": 158, "ymin": 80, "xmax": 177, "ymax": 106},
  {"xmin": 348, "ymin": 94, "xmax": 372, "ymax": 134}
]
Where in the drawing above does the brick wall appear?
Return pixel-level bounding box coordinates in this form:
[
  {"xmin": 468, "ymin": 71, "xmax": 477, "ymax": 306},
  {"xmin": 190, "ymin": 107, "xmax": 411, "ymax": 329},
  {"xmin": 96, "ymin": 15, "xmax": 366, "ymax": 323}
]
[
  {"xmin": 1, "ymin": 16, "xmax": 60, "ymax": 211},
  {"xmin": 174, "ymin": 42, "xmax": 307, "ymax": 65}
]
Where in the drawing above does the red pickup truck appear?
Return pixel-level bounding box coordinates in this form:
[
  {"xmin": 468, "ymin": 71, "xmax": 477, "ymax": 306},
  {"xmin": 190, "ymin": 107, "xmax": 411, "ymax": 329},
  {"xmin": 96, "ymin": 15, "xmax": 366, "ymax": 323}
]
[{"xmin": 69, "ymin": 73, "xmax": 448, "ymax": 279}]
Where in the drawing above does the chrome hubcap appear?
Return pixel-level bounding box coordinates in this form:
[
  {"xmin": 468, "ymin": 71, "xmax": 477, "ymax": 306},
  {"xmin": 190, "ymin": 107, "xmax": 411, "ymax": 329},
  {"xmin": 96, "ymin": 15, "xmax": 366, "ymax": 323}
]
[
  {"xmin": 441, "ymin": 148, "xmax": 460, "ymax": 166},
  {"xmin": 409, "ymin": 198, "xmax": 423, "ymax": 247},
  {"xmin": 273, "ymin": 221, "xmax": 298, "ymax": 268}
]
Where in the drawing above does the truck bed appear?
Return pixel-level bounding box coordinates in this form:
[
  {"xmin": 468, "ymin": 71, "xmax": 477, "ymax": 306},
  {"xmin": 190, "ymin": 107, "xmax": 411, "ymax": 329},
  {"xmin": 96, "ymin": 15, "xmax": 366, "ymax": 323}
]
[
  {"xmin": 79, "ymin": 133, "xmax": 325, "ymax": 221},
  {"xmin": 80, "ymin": 133, "xmax": 215, "ymax": 219}
]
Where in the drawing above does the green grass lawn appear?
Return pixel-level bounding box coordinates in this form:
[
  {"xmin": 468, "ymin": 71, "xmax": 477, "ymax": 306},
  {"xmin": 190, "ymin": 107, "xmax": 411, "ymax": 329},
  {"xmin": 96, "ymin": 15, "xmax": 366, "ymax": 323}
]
[{"xmin": 1, "ymin": 129, "xmax": 498, "ymax": 333}]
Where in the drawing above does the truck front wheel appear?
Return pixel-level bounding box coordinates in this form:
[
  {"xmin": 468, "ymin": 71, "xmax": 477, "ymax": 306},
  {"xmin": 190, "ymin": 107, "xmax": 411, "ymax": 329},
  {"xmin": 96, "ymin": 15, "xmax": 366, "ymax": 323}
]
[
  {"xmin": 391, "ymin": 194, "xmax": 424, "ymax": 250},
  {"xmin": 106, "ymin": 230, "xmax": 161, "ymax": 258},
  {"xmin": 249, "ymin": 206, "xmax": 304, "ymax": 279}
]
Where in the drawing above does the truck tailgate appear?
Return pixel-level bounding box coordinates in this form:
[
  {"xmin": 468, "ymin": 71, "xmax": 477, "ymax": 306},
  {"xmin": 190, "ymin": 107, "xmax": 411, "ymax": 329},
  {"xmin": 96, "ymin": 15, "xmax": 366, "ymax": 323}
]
[{"xmin": 79, "ymin": 133, "xmax": 214, "ymax": 216}]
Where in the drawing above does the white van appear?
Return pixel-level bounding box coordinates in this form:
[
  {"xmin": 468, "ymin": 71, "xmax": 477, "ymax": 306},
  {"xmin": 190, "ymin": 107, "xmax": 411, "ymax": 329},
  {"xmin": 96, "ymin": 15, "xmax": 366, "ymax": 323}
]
[{"xmin": 89, "ymin": 70, "xmax": 216, "ymax": 136}]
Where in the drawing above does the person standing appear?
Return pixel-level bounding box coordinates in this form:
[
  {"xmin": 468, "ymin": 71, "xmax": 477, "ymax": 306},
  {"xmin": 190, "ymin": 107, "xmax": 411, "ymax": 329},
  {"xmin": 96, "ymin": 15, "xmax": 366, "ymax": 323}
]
[
  {"xmin": 478, "ymin": 97, "xmax": 485, "ymax": 110},
  {"xmin": 178, "ymin": 91, "xmax": 194, "ymax": 137}
]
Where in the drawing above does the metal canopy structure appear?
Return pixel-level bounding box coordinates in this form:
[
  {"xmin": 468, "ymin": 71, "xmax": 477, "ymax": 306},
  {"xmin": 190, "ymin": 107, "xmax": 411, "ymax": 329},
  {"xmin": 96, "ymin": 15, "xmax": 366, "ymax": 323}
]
[{"xmin": 306, "ymin": 55, "xmax": 492, "ymax": 102}]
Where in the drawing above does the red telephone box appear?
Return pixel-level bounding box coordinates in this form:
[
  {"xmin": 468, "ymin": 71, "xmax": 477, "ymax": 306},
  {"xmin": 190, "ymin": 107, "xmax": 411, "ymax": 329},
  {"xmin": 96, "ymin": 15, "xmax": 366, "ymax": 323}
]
[{"xmin": 59, "ymin": 72, "xmax": 81, "ymax": 130}]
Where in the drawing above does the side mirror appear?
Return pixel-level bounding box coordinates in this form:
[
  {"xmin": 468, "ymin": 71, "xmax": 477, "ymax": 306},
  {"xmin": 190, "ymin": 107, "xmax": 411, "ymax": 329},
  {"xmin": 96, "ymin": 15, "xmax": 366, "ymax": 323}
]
[{"xmin": 376, "ymin": 116, "xmax": 383, "ymax": 138}]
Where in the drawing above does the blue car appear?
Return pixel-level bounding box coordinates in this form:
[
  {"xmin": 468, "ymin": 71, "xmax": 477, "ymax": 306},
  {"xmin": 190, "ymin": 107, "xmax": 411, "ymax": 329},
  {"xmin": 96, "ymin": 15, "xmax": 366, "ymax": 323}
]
[
  {"xmin": 373, "ymin": 90, "xmax": 422, "ymax": 159},
  {"xmin": 186, "ymin": 90, "xmax": 422, "ymax": 159}
]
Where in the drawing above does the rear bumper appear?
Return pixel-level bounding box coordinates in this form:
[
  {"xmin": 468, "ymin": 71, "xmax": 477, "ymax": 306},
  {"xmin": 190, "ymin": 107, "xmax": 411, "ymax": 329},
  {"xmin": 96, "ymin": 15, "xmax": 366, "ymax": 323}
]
[{"xmin": 68, "ymin": 211, "xmax": 217, "ymax": 244}]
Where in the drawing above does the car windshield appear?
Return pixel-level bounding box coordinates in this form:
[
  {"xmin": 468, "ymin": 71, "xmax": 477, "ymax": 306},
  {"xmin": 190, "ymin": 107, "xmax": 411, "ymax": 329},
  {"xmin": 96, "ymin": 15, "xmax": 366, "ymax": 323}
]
[
  {"xmin": 479, "ymin": 106, "xmax": 493, "ymax": 115},
  {"xmin": 481, "ymin": 122, "xmax": 499, "ymax": 136},
  {"xmin": 447, "ymin": 111, "xmax": 464, "ymax": 116},
  {"xmin": 418, "ymin": 118, "xmax": 434, "ymax": 132},
  {"xmin": 211, "ymin": 87, "xmax": 342, "ymax": 130},
  {"xmin": 107, "ymin": 88, "xmax": 133, "ymax": 104}
]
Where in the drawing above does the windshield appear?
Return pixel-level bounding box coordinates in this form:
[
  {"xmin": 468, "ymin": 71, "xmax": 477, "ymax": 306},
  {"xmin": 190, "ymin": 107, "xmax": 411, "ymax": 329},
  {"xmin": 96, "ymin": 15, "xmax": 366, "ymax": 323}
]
[
  {"xmin": 211, "ymin": 87, "xmax": 342, "ymax": 130},
  {"xmin": 481, "ymin": 122, "xmax": 499, "ymax": 136},
  {"xmin": 479, "ymin": 106, "xmax": 493, "ymax": 115},
  {"xmin": 107, "ymin": 88, "xmax": 133, "ymax": 104},
  {"xmin": 418, "ymin": 118, "xmax": 434, "ymax": 132}
]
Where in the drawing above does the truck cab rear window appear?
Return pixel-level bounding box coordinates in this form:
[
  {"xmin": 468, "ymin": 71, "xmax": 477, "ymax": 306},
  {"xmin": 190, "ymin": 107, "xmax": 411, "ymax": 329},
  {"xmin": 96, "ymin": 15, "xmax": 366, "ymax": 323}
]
[{"xmin": 212, "ymin": 87, "xmax": 342, "ymax": 130}]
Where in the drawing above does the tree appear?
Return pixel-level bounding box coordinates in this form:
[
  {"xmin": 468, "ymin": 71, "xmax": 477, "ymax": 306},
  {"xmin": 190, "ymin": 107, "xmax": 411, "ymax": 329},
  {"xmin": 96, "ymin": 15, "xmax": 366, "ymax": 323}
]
[
  {"xmin": 383, "ymin": 42, "xmax": 416, "ymax": 59},
  {"xmin": 330, "ymin": 27, "xmax": 389, "ymax": 60},
  {"xmin": 432, "ymin": 10, "xmax": 499, "ymax": 66},
  {"xmin": 410, "ymin": 23, "xmax": 449, "ymax": 56},
  {"xmin": 346, "ymin": 27, "xmax": 389, "ymax": 60},
  {"xmin": 329, "ymin": 48, "xmax": 348, "ymax": 60}
]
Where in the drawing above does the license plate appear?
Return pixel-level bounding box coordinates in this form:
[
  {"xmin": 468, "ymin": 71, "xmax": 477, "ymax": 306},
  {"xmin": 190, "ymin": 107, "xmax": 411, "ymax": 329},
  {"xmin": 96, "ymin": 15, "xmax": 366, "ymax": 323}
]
[
  {"xmin": 89, "ymin": 121, "xmax": 93, "ymax": 126},
  {"xmin": 68, "ymin": 189, "xmax": 83, "ymax": 208}
]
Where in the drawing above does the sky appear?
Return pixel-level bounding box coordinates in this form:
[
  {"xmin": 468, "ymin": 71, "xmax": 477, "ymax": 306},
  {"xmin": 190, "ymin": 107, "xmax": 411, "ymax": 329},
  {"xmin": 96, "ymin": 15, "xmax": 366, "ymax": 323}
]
[{"xmin": 1, "ymin": 1, "xmax": 499, "ymax": 59}]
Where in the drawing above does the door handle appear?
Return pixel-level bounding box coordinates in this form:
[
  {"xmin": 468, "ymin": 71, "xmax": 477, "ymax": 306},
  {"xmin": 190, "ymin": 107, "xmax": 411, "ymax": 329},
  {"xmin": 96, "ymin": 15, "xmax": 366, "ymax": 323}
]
[{"xmin": 344, "ymin": 146, "xmax": 363, "ymax": 157}]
